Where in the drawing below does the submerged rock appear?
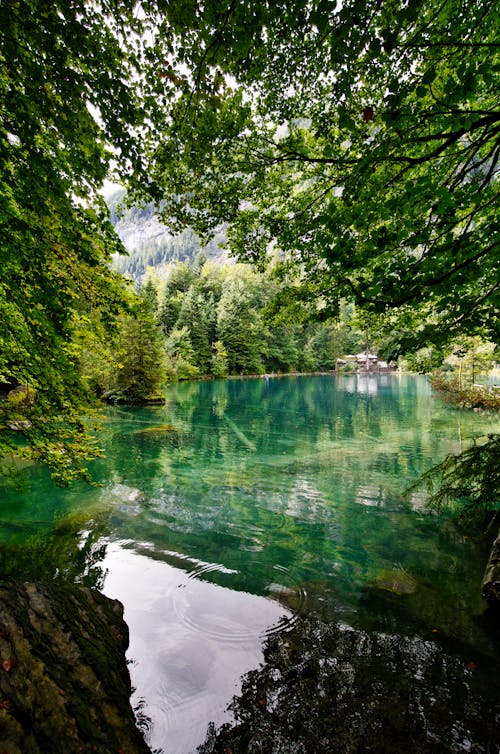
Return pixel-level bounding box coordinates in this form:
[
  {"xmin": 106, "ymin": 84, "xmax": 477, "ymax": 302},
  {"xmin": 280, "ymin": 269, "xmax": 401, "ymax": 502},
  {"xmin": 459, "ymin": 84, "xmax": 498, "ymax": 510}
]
[
  {"xmin": 0, "ymin": 579, "xmax": 151, "ymax": 753},
  {"xmin": 198, "ymin": 616, "xmax": 500, "ymax": 754},
  {"xmin": 132, "ymin": 424, "xmax": 178, "ymax": 434},
  {"xmin": 368, "ymin": 567, "xmax": 417, "ymax": 595}
]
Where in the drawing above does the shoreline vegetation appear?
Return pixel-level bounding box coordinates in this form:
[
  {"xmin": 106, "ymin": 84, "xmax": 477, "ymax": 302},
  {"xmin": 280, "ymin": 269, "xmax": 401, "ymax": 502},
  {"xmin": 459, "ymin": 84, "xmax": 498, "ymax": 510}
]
[
  {"xmin": 107, "ymin": 364, "xmax": 399, "ymax": 404},
  {"xmin": 430, "ymin": 373, "xmax": 500, "ymax": 412},
  {"xmin": 105, "ymin": 364, "xmax": 500, "ymax": 409}
]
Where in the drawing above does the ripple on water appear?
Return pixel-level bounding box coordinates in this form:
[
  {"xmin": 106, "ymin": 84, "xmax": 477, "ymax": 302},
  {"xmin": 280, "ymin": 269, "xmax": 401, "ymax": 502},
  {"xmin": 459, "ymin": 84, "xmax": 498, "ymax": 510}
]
[
  {"xmin": 101, "ymin": 542, "xmax": 292, "ymax": 754},
  {"xmin": 226, "ymin": 520, "xmax": 266, "ymax": 552},
  {"xmin": 265, "ymin": 580, "xmax": 308, "ymax": 628},
  {"xmin": 186, "ymin": 559, "xmax": 238, "ymax": 581},
  {"xmin": 171, "ymin": 577, "xmax": 293, "ymax": 647}
]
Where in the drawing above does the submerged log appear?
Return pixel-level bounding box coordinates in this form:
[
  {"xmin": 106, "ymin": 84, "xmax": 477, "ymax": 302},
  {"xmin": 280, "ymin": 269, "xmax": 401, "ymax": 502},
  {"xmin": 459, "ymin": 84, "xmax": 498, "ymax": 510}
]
[
  {"xmin": 0, "ymin": 579, "xmax": 151, "ymax": 753},
  {"xmin": 482, "ymin": 530, "xmax": 500, "ymax": 608}
]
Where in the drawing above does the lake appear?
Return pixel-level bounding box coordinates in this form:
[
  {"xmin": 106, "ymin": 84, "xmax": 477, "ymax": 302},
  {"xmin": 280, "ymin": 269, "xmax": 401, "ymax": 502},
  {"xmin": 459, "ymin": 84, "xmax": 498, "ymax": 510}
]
[{"xmin": 1, "ymin": 374, "xmax": 499, "ymax": 752}]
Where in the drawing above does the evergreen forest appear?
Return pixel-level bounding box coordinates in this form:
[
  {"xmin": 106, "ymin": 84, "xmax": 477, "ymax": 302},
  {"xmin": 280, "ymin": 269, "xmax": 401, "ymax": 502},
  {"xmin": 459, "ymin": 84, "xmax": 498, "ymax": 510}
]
[
  {"xmin": 85, "ymin": 253, "xmax": 375, "ymax": 402},
  {"xmin": 1, "ymin": 0, "xmax": 498, "ymax": 499}
]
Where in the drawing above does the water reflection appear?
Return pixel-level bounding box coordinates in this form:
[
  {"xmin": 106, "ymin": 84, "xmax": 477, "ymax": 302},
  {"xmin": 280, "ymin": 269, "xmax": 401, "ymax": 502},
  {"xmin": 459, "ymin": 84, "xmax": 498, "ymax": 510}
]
[
  {"xmin": 0, "ymin": 375, "xmax": 499, "ymax": 752},
  {"xmin": 197, "ymin": 613, "xmax": 500, "ymax": 754},
  {"xmin": 100, "ymin": 542, "xmax": 291, "ymax": 754}
]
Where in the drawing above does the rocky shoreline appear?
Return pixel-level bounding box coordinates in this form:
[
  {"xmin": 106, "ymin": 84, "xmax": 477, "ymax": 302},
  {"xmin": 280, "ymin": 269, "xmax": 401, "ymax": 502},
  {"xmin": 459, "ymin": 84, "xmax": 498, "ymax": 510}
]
[{"xmin": 0, "ymin": 579, "xmax": 151, "ymax": 753}]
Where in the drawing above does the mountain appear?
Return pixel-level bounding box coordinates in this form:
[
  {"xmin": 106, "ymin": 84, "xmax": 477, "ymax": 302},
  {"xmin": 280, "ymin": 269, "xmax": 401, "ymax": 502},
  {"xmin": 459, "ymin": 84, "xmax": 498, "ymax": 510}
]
[{"xmin": 106, "ymin": 189, "xmax": 229, "ymax": 280}]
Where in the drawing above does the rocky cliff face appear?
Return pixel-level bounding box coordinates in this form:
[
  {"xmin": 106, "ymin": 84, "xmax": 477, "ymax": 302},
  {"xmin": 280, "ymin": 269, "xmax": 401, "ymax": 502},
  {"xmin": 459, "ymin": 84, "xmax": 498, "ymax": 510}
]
[
  {"xmin": 0, "ymin": 579, "xmax": 151, "ymax": 753},
  {"xmin": 106, "ymin": 188, "xmax": 228, "ymax": 282}
]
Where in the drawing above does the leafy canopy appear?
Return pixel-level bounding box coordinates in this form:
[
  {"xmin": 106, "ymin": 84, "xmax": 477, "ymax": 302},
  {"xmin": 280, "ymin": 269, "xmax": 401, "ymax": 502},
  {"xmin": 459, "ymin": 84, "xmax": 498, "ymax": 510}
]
[
  {"xmin": 145, "ymin": 0, "xmax": 499, "ymax": 355},
  {"xmin": 0, "ymin": 0, "xmax": 154, "ymax": 483}
]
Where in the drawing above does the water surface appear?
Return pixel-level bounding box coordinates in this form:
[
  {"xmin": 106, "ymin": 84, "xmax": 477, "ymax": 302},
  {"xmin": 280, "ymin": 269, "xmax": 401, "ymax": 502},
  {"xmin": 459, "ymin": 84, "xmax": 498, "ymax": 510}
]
[{"xmin": 1, "ymin": 374, "xmax": 499, "ymax": 752}]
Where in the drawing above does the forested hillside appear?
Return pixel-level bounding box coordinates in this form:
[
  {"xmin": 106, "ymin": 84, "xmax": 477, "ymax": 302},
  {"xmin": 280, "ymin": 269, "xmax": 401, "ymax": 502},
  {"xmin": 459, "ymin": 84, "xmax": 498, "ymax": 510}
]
[
  {"xmin": 107, "ymin": 189, "xmax": 228, "ymax": 280},
  {"xmin": 80, "ymin": 256, "xmax": 374, "ymax": 404},
  {"xmin": 99, "ymin": 192, "xmax": 387, "ymax": 396}
]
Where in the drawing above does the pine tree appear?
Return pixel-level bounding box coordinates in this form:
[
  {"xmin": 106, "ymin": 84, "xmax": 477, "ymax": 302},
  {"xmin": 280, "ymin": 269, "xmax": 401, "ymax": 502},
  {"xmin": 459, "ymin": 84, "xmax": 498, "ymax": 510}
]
[
  {"xmin": 176, "ymin": 287, "xmax": 213, "ymax": 373},
  {"xmin": 216, "ymin": 281, "xmax": 264, "ymax": 374},
  {"xmin": 112, "ymin": 293, "xmax": 166, "ymax": 403}
]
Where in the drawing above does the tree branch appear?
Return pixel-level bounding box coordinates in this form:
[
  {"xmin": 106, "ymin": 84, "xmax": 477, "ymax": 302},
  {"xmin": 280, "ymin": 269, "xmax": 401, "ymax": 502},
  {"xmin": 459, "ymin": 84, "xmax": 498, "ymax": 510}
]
[{"xmin": 447, "ymin": 280, "xmax": 500, "ymax": 330}]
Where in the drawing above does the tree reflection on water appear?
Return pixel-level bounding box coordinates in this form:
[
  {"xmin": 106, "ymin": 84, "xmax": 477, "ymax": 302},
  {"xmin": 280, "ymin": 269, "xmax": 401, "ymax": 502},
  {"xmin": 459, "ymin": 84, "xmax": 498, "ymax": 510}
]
[{"xmin": 199, "ymin": 612, "xmax": 500, "ymax": 754}]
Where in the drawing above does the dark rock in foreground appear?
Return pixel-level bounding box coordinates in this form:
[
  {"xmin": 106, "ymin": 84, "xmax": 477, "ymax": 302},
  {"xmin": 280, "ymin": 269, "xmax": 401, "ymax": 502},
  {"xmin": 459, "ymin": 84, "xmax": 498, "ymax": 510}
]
[
  {"xmin": 0, "ymin": 579, "xmax": 151, "ymax": 753},
  {"xmin": 199, "ymin": 616, "xmax": 500, "ymax": 754}
]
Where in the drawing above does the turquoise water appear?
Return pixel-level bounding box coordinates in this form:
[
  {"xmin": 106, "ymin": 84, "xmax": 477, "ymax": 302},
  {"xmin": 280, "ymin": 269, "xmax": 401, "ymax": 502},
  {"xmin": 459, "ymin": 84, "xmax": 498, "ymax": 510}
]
[{"xmin": 1, "ymin": 374, "xmax": 499, "ymax": 752}]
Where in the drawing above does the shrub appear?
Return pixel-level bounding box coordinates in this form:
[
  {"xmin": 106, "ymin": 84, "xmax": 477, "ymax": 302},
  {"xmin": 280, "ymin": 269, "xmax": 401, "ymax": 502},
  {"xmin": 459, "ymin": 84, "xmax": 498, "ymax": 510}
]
[{"xmin": 430, "ymin": 374, "xmax": 500, "ymax": 411}]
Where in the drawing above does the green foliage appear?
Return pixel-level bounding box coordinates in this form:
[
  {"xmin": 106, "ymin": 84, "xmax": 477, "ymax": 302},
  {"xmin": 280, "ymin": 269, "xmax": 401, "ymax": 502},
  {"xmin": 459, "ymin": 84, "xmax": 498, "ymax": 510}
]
[
  {"xmin": 442, "ymin": 337, "xmax": 497, "ymax": 385},
  {"xmin": 211, "ymin": 341, "xmax": 229, "ymax": 378},
  {"xmin": 400, "ymin": 348, "xmax": 445, "ymax": 375},
  {"xmin": 142, "ymin": 259, "xmax": 363, "ymax": 380},
  {"xmin": 0, "ymin": 0, "xmax": 157, "ymax": 482},
  {"xmin": 157, "ymin": 291, "xmax": 184, "ymax": 336},
  {"xmin": 305, "ymin": 323, "xmax": 346, "ymax": 372},
  {"xmin": 261, "ymin": 326, "xmax": 300, "ymax": 373},
  {"xmin": 141, "ymin": 278, "xmax": 159, "ymax": 313},
  {"xmin": 144, "ymin": 0, "xmax": 499, "ymax": 354},
  {"xmin": 165, "ymin": 327, "xmax": 201, "ymax": 380},
  {"xmin": 176, "ymin": 287, "xmax": 214, "ymax": 373},
  {"xmin": 410, "ymin": 435, "xmax": 500, "ymax": 528},
  {"xmin": 76, "ymin": 309, "xmax": 121, "ymax": 398},
  {"xmin": 100, "ymin": 290, "xmax": 166, "ymax": 404},
  {"xmin": 216, "ymin": 278, "xmax": 264, "ymax": 375},
  {"xmin": 415, "ymin": 368, "xmax": 500, "ymax": 523}
]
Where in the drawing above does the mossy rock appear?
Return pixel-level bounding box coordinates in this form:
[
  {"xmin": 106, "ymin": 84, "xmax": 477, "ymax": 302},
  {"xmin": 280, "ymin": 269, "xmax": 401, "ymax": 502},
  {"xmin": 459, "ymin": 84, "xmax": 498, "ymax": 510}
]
[{"xmin": 0, "ymin": 579, "xmax": 151, "ymax": 753}]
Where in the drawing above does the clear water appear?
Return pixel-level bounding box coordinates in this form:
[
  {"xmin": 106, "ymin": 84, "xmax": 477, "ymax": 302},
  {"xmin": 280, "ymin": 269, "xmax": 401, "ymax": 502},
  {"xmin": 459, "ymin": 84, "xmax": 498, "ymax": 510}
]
[{"xmin": 1, "ymin": 374, "xmax": 499, "ymax": 753}]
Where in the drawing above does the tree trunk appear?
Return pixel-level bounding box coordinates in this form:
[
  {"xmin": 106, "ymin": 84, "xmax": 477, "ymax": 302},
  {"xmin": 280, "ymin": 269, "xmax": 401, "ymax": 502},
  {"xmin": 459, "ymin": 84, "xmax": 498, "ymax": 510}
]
[{"xmin": 482, "ymin": 531, "xmax": 500, "ymax": 609}]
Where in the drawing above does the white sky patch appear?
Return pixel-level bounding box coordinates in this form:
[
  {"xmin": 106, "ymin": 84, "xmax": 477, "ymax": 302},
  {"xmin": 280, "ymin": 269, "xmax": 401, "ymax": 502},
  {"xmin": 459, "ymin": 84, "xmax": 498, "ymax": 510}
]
[
  {"xmin": 274, "ymin": 122, "xmax": 290, "ymax": 141},
  {"xmin": 100, "ymin": 179, "xmax": 123, "ymax": 198}
]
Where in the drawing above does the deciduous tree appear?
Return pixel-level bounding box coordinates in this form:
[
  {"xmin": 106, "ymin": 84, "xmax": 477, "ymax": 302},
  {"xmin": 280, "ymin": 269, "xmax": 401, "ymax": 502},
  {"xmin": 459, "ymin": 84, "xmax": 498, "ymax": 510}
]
[
  {"xmin": 0, "ymin": 0, "xmax": 151, "ymax": 482},
  {"xmin": 146, "ymin": 0, "xmax": 499, "ymax": 353}
]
